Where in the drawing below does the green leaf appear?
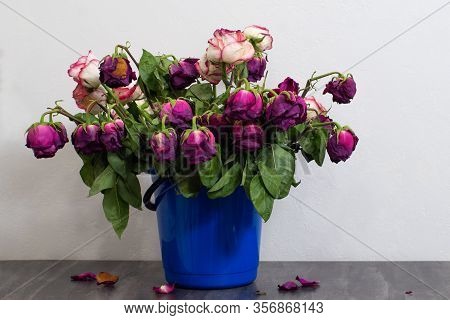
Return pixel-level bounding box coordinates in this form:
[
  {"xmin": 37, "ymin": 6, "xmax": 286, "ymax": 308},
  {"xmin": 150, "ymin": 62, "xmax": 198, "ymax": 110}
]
[
  {"xmin": 258, "ymin": 144, "xmax": 295, "ymax": 199},
  {"xmin": 107, "ymin": 153, "xmax": 127, "ymax": 179},
  {"xmin": 250, "ymin": 175, "xmax": 274, "ymax": 222},
  {"xmin": 102, "ymin": 185, "xmax": 129, "ymax": 238},
  {"xmin": 89, "ymin": 165, "xmax": 116, "ymax": 197},
  {"xmin": 208, "ymin": 162, "xmax": 242, "ymax": 199},
  {"xmin": 257, "ymin": 163, "xmax": 282, "ymax": 198},
  {"xmin": 117, "ymin": 173, "xmax": 142, "ymax": 210},
  {"xmin": 138, "ymin": 50, "xmax": 159, "ymax": 91},
  {"xmin": 79, "ymin": 154, "xmax": 107, "ymax": 187},
  {"xmin": 198, "ymin": 156, "xmax": 221, "ymax": 189},
  {"xmin": 174, "ymin": 173, "xmax": 202, "ymax": 198},
  {"xmin": 299, "ymin": 128, "xmax": 328, "ymax": 166},
  {"xmin": 186, "ymin": 83, "xmax": 214, "ymax": 101}
]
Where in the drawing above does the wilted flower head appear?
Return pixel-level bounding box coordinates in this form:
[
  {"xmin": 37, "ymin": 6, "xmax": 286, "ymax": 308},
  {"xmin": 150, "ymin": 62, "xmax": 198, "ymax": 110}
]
[
  {"xmin": 100, "ymin": 120, "xmax": 125, "ymax": 152},
  {"xmin": 72, "ymin": 84, "xmax": 106, "ymax": 114},
  {"xmin": 327, "ymin": 129, "xmax": 358, "ymax": 163},
  {"xmin": 266, "ymin": 92, "xmax": 307, "ymax": 131},
  {"xmin": 206, "ymin": 29, "xmax": 255, "ymax": 65},
  {"xmin": 323, "ymin": 76, "xmax": 357, "ymax": 104},
  {"xmin": 243, "ymin": 25, "xmax": 273, "ymax": 51},
  {"xmin": 275, "ymin": 77, "xmax": 299, "ymax": 95},
  {"xmin": 232, "ymin": 123, "xmax": 264, "ymax": 151},
  {"xmin": 26, "ymin": 123, "xmax": 68, "ymax": 159},
  {"xmin": 160, "ymin": 99, "xmax": 193, "ymax": 128},
  {"xmin": 305, "ymin": 96, "xmax": 327, "ymax": 121},
  {"xmin": 224, "ymin": 89, "xmax": 263, "ymax": 121},
  {"xmin": 169, "ymin": 58, "xmax": 199, "ymax": 89},
  {"xmin": 195, "ymin": 54, "xmax": 223, "ymax": 85},
  {"xmin": 150, "ymin": 130, "xmax": 177, "ymax": 162},
  {"xmin": 181, "ymin": 129, "xmax": 216, "ymax": 164},
  {"xmin": 99, "ymin": 55, "xmax": 136, "ymax": 88},
  {"xmin": 113, "ymin": 85, "xmax": 143, "ymax": 104},
  {"xmin": 71, "ymin": 124, "xmax": 104, "ymax": 155},
  {"xmin": 67, "ymin": 50, "xmax": 100, "ymax": 89},
  {"xmin": 247, "ymin": 56, "xmax": 266, "ymax": 82}
]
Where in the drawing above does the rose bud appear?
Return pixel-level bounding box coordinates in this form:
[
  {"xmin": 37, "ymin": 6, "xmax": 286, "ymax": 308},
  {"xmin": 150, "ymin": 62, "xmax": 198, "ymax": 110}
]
[
  {"xmin": 274, "ymin": 77, "xmax": 300, "ymax": 95},
  {"xmin": 305, "ymin": 96, "xmax": 327, "ymax": 121},
  {"xmin": 199, "ymin": 113, "xmax": 229, "ymax": 139},
  {"xmin": 26, "ymin": 123, "xmax": 68, "ymax": 159},
  {"xmin": 266, "ymin": 92, "xmax": 307, "ymax": 131},
  {"xmin": 232, "ymin": 123, "xmax": 264, "ymax": 151},
  {"xmin": 323, "ymin": 76, "xmax": 357, "ymax": 104},
  {"xmin": 206, "ymin": 29, "xmax": 255, "ymax": 65},
  {"xmin": 327, "ymin": 129, "xmax": 359, "ymax": 163},
  {"xmin": 195, "ymin": 54, "xmax": 223, "ymax": 85},
  {"xmin": 100, "ymin": 120, "xmax": 125, "ymax": 152},
  {"xmin": 169, "ymin": 58, "xmax": 199, "ymax": 90},
  {"xmin": 99, "ymin": 55, "xmax": 137, "ymax": 88},
  {"xmin": 72, "ymin": 83, "xmax": 106, "ymax": 114},
  {"xmin": 150, "ymin": 130, "xmax": 177, "ymax": 162},
  {"xmin": 224, "ymin": 90, "xmax": 263, "ymax": 121},
  {"xmin": 71, "ymin": 124, "xmax": 104, "ymax": 155},
  {"xmin": 181, "ymin": 129, "xmax": 216, "ymax": 165},
  {"xmin": 67, "ymin": 50, "xmax": 101, "ymax": 89},
  {"xmin": 247, "ymin": 56, "xmax": 266, "ymax": 82},
  {"xmin": 243, "ymin": 25, "xmax": 273, "ymax": 52},
  {"xmin": 160, "ymin": 99, "xmax": 193, "ymax": 128}
]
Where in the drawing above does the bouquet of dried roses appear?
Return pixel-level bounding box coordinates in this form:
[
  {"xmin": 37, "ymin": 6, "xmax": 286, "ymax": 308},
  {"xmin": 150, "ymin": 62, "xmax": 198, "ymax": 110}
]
[{"xmin": 25, "ymin": 26, "xmax": 358, "ymax": 237}]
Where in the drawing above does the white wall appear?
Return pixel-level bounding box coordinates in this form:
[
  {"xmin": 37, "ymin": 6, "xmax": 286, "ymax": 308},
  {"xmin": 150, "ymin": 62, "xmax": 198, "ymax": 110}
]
[{"xmin": 1, "ymin": 0, "xmax": 449, "ymax": 261}]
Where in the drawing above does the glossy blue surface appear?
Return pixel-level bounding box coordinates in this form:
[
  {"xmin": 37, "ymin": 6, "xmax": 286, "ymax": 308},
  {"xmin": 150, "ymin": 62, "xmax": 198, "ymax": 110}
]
[{"xmin": 156, "ymin": 185, "xmax": 262, "ymax": 289}]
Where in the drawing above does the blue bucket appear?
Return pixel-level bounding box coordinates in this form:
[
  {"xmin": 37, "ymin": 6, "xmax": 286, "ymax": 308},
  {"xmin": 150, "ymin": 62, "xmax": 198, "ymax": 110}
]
[{"xmin": 155, "ymin": 184, "xmax": 262, "ymax": 289}]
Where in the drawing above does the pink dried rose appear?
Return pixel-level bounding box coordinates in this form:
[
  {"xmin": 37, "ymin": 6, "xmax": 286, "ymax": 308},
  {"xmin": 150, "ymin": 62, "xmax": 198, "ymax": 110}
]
[
  {"xmin": 243, "ymin": 25, "xmax": 273, "ymax": 52},
  {"xmin": 305, "ymin": 96, "xmax": 328, "ymax": 121},
  {"xmin": 195, "ymin": 54, "xmax": 224, "ymax": 85},
  {"xmin": 278, "ymin": 281, "xmax": 299, "ymax": 291},
  {"xmin": 296, "ymin": 275, "xmax": 320, "ymax": 287},
  {"xmin": 206, "ymin": 28, "xmax": 255, "ymax": 65},
  {"xmin": 72, "ymin": 83, "xmax": 106, "ymax": 114},
  {"xmin": 70, "ymin": 272, "xmax": 97, "ymax": 281},
  {"xmin": 113, "ymin": 84, "xmax": 143, "ymax": 104},
  {"xmin": 153, "ymin": 283, "xmax": 175, "ymax": 294},
  {"xmin": 67, "ymin": 50, "xmax": 101, "ymax": 89}
]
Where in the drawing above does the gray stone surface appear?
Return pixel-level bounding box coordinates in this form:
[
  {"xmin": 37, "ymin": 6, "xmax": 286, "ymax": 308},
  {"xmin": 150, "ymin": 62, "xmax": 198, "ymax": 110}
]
[{"xmin": 1, "ymin": 261, "xmax": 449, "ymax": 300}]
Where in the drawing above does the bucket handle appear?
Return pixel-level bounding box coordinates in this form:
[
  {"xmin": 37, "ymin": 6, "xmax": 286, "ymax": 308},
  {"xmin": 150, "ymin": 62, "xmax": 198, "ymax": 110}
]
[{"xmin": 143, "ymin": 177, "xmax": 169, "ymax": 211}]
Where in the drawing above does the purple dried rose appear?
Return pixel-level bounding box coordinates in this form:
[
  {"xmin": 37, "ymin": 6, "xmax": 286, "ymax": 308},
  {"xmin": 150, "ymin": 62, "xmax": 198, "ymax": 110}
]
[
  {"xmin": 323, "ymin": 76, "xmax": 356, "ymax": 104},
  {"xmin": 224, "ymin": 90, "xmax": 263, "ymax": 121},
  {"xmin": 199, "ymin": 113, "xmax": 229, "ymax": 139},
  {"xmin": 71, "ymin": 124, "xmax": 104, "ymax": 155},
  {"xmin": 99, "ymin": 55, "xmax": 136, "ymax": 88},
  {"xmin": 100, "ymin": 120, "xmax": 125, "ymax": 152},
  {"xmin": 247, "ymin": 56, "xmax": 266, "ymax": 82},
  {"xmin": 160, "ymin": 99, "xmax": 193, "ymax": 128},
  {"xmin": 327, "ymin": 129, "xmax": 358, "ymax": 163},
  {"xmin": 232, "ymin": 123, "xmax": 264, "ymax": 151},
  {"xmin": 274, "ymin": 77, "xmax": 300, "ymax": 95},
  {"xmin": 266, "ymin": 92, "xmax": 307, "ymax": 131},
  {"xmin": 169, "ymin": 58, "xmax": 199, "ymax": 90},
  {"xmin": 181, "ymin": 129, "xmax": 216, "ymax": 164},
  {"xmin": 26, "ymin": 123, "xmax": 68, "ymax": 159},
  {"xmin": 150, "ymin": 130, "xmax": 177, "ymax": 162},
  {"xmin": 278, "ymin": 281, "xmax": 299, "ymax": 291}
]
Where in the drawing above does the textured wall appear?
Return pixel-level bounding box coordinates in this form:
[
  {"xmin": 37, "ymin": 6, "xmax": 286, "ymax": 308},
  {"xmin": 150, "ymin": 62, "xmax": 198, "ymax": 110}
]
[{"xmin": 1, "ymin": 0, "xmax": 449, "ymax": 261}]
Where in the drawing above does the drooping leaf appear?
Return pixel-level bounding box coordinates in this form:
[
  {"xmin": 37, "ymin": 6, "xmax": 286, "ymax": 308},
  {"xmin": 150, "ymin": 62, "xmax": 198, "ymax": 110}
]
[
  {"xmin": 249, "ymin": 174, "xmax": 274, "ymax": 222},
  {"xmin": 174, "ymin": 172, "xmax": 202, "ymax": 198},
  {"xmin": 117, "ymin": 173, "xmax": 142, "ymax": 210},
  {"xmin": 102, "ymin": 185, "xmax": 129, "ymax": 238},
  {"xmin": 258, "ymin": 162, "xmax": 282, "ymax": 198},
  {"xmin": 208, "ymin": 162, "xmax": 242, "ymax": 199},
  {"xmin": 186, "ymin": 83, "xmax": 214, "ymax": 101},
  {"xmin": 198, "ymin": 156, "xmax": 221, "ymax": 189},
  {"xmin": 89, "ymin": 165, "xmax": 116, "ymax": 197},
  {"xmin": 107, "ymin": 152, "xmax": 127, "ymax": 179},
  {"xmin": 299, "ymin": 128, "xmax": 328, "ymax": 166}
]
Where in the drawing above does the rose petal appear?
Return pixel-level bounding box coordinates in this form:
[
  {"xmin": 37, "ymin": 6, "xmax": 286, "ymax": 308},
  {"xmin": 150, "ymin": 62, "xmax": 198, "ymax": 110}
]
[
  {"xmin": 70, "ymin": 272, "xmax": 97, "ymax": 281},
  {"xmin": 96, "ymin": 272, "xmax": 119, "ymax": 286},
  {"xmin": 278, "ymin": 281, "xmax": 299, "ymax": 291},
  {"xmin": 296, "ymin": 275, "xmax": 320, "ymax": 287},
  {"xmin": 153, "ymin": 283, "xmax": 175, "ymax": 294},
  {"xmin": 405, "ymin": 291, "xmax": 413, "ymax": 295}
]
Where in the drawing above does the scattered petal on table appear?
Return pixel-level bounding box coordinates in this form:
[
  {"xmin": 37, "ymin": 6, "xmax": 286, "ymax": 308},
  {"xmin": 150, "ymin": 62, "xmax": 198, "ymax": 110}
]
[
  {"xmin": 96, "ymin": 272, "xmax": 119, "ymax": 286},
  {"xmin": 70, "ymin": 272, "xmax": 97, "ymax": 281},
  {"xmin": 153, "ymin": 283, "xmax": 175, "ymax": 294},
  {"xmin": 405, "ymin": 291, "xmax": 413, "ymax": 295},
  {"xmin": 296, "ymin": 276, "xmax": 320, "ymax": 287},
  {"xmin": 278, "ymin": 281, "xmax": 299, "ymax": 291}
]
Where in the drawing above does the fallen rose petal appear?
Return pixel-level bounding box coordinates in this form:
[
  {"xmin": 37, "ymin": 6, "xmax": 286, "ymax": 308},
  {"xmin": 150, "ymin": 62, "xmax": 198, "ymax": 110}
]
[
  {"xmin": 278, "ymin": 281, "xmax": 299, "ymax": 291},
  {"xmin": 153, "ymin": 283, "xmax": 175, "ymax": 294},
  {"xmin": 70, "ymin": 272, "xmax": 97, "ymax": 281},
  {"xmin": 296, "ymin": 276, "xmax": 320, "ymax": 287},
  {"xmin": 405, "ymin": 291, "xmax": 413, "ymax": 295},
  {"xmin": 96, "ymin": 272, "xmax": 119, "ymax": 286}
]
